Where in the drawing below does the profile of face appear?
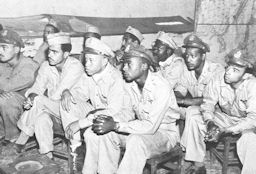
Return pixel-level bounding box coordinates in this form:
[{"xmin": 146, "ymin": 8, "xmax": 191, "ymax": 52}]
[
  {"xmin": 48, "ymin": 44, "xmax": 65, "ymax": 66},
  {"xmin": 84, "ymin": 53, "xmax": 108, "ymax": 76},
  {"xmin": 43, "ymin": 25, "xmax": 57, "ymax": 42},
  {"xmin": 121, "ymin": 33, "xmax": 139, "ymax": 51},
  {"xmin": 122, "ymin": 57, "xmax": 145, "ymax": 82},
  {"xmin": 184, "ymin": 47, "xmax": 205, "ymax": 71},
  {"xmin": 152, "ymin": 40, "xmax": 172, "ymax": 62},
  {"xmin": 0, "ymin": 43, "xmax": 19, "ymax": 63},
  {"xmin": 224, "ymin": 64, "xmax": 246, "ymax": 84}
]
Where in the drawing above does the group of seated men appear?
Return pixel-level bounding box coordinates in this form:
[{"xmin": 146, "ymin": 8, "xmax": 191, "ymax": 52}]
[{"xmin": 0, "ymin": 21, "xmax": 255, "ymax": 174}]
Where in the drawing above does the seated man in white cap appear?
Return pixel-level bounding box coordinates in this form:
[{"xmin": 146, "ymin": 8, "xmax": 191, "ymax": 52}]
[
  {"xmin": 80, "ymin": 25, "xmax": 101, "ymax": 65},
  {"xmin": 33, "ymin": 20, "xmax": 60, "ymax": 65},
  {"xmin": 202, "ymin": 48, "xmax": 256, "ymax": 174},
  {"xmin": 61, "ymin": 37, "xmax": 134, "ymax": 173},
  {"xmin": 152, "ymin": 31, "xmax": 186, "ymax": 89},
  {"xmin": 114, "ymin": 26, "xmax": 144, "ymax": 69},
  {"xmin": 92, "ymin": 46, "xmax": 180, "ymax": 174},
  {"xmin": 0, "ymin": 29, "xmax": 39, "ymax": 146},
  {"xmin": 14, "ymin": 32, "xmax": 84, "ymax": 160}
]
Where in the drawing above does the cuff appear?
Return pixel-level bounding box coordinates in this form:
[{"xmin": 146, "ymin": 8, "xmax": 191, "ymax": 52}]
[{"xmin": 78, "ymin": 118, "xmax": 92, "ymax": 129}]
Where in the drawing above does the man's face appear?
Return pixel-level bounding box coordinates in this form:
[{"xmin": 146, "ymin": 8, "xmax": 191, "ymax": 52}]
[
  {"xmin": 224, "ymin": 64, "xmax": 246, "ymax": 84},
  {"xmin": 0, "ymin": 43, "xmax": 17, "ymax": 62},
  {"xmin": 121, "ymin": 33, "xmax": 137, "ymax": 51},
  {"xmin": 43, "ymin": 25, "xmax": 56, "ymax": 42},
  {"xmin": 84, "ymin": 54, "xmax": 107, "ymax": 76},
  {"xmin": 152, "ymin": 40, "xmax": 171, "ymax": 62},
  {"xmin": 48, "ymin": 44, "xmax": 65, "ymax": 66},
  {"xmin": 184, "ymin": 47, "xmax": 204, "ymax": 71},
  {"xmin": 122, "ymin": 57, "xmax": 144, "ymax": 82}
]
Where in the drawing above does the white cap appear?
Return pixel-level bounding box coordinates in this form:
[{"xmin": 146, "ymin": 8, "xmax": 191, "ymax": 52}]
[
  {"xmin": 125, "ymin": 26, "xmax": 144, "ymax": 42},
  {"xmin": 47, "ymin": 18, "xmax": 58, "ymax": 28},
  {"xmin": 85, "ymin": 25, "xmax": 100, "ymax": 35},
  {"xmin": 156, "ymin": 31, "xmax": 178, "ymax": 49},
  {"xmin": 84, "ymin": 37, "xmax": 114, "ymax": 57},
  {"xmin": 47, "ymin": 32, "xmax": 71, "ymax": 46}
]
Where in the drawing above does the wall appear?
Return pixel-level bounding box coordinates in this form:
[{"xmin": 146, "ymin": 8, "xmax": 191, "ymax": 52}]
[{"xmin": 195, "ymin": 0, "xmax": 256, "ymax": 65}]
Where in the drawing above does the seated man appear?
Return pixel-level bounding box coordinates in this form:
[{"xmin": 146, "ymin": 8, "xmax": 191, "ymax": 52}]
[
  {"xmin": 80, "ymin": 25, "xmax": 101, "ymax": 65},
  {"xmin": 92, "ymin": 46, "xmax": 180, "ymax": 174},
  {"xmin": 175, "ymin": 34, "xmax": 224, "ymax": 173},
  {"xmin": 202, "ymin": 48, "xmax": 256, "ymax": 174},
  {"xmin": 61, "ymin": 37, "xmax": 134, "ymax": 173},
  {"xmin": 152, "ymin": 31, "xmax": 186, "ymax": 89},
  {"xmin": 113, "ymin": 26, "xmax": 144, "ymax": 69},
  {"xmin": 14, "ymin": 32, "xmax": 84, "ymax": 160},
  {"xmin": 33, "ymin": 20, "xmax": 60, "ymax": 65},
  {"xmin": 0, "ymin": 29, "xmax": 39, "ymax": 145}
]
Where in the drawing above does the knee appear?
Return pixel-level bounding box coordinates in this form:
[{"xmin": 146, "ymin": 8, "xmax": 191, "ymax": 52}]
[
  {"xmin": 126, "ymin": 135, "xmax": 145, "ymax": 150},
  {"xmin": 35, "ymin": 113, "xmax": 52, "ymax": 128},
  {"xmin": 83, "ymin": 129, "xmax": 98, "ymax": 142}
]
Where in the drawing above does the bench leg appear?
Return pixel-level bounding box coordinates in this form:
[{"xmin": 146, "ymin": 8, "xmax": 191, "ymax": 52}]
[{"xmin": 222, "ymin": 138, "xmax": 231, "ymax": 174}]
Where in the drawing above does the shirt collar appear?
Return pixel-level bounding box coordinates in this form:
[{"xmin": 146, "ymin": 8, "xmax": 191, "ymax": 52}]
[
  {"xmin": 131, "ymin": 70, "xmax": 154, "ymax": 94},
  {"xmin": 159, "ymin": 55, "xmax": 175, "ymax": 67}
]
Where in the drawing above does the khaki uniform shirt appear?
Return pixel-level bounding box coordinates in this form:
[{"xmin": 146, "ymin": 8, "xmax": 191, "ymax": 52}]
[
  {"xmin": 0, "ymin": 55, "xmax": 39, "ymax": 96},
  {"xmin": 73, "ymin": 63, "xmax": 134, "ymax": 128},
  {"xmin": 176, "ymin": 60, "xmax": 224, "ymax": 97},
  {"xmin": 201, "ymin": 72, "xmax": 256, "ymax": 133},
  {"xmin": 25, "ymin": 56, "xmax": 84, "ymax": 100},
  {"xmin": 119, "ymin": 71, "xmax": 180, "ymax": 135}
]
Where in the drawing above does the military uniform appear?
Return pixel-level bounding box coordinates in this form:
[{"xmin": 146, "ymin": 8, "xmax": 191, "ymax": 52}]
[
  {"xmin": 154, "ymin": 31, "xmax": 186, "ymax": 89},
  {"xmin": 177, "ymin": 34, "xmax": 225, "ymax": 163},
  {"xmin": 17, "ymin": 33, "xmax": 84, "ymax": 154},
  {"xmin": 97, "ymin": 47, "xmax": 180, "ymax": 174},
  {"xmin": 0, "ymin": 29, "xmax": 39, "ymax": 142},
  {"xmin": 201, "ymin": 49, "xmax": 256, "ymax": 174}
]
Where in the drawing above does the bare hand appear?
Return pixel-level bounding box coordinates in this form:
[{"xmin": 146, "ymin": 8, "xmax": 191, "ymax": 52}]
[
  {"xmin": 205, "ymin": 120, "xmax": 222, "ymax": 142},
  {"xmin": 65, "ymin": 121, "xmax": 80, "ymax": 139},
  {"xmin": 61, "ymin": 89, "xmax": 76, "ymax": 112},
  {"xmin": 92, "ymin": 115, "xmax": 117, "ymax": 135},
  {"xmin": 23, "ymin": 93, "xmax": 38, "ymax": 110}
]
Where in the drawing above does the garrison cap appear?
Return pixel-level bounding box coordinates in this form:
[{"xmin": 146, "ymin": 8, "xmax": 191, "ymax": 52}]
[
  {"xmin": 125, "ymin": 26, "xmax": 144, "ymax": 42},
  {"xmin": 47, "ymin": 32, "xmax": 71, "ymax": 46},
  {"xmin": 85, "ymin": 25, "xmax": 100, "ymax": 35},
  {"xmin": 182, "ymin": 34, "xmax": 210, "ymax": 52},
  {"xmin": 156, "ymin": 31, "xmax": 178, "ymax": 49},
  {"xmin": 0, "ymin": 29, "xmax": 24, "ymax": 48}
]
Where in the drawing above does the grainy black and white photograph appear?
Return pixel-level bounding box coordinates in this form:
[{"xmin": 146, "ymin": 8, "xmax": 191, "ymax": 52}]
[{"xmin": 0, "ymin": 0, "xmax": 255, "ymax": 173}]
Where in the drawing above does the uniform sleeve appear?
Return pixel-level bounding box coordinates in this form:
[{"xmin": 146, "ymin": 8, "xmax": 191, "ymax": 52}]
[
  {"xmin": 164, "ymin": 59, "xmax": 184, "ymax": 89},
  {"xmin": 2, "ymin": 61, "xmax": 39, "ymax": 92},
  {"xmin": 25, "ymin": 62, "xmax": 49, "ymax": 97},
  {"xmin": 51, "ymin": 60, "xmax": 84, "ymax": 100},
  {"xmin": 201, "ymin": 77, "xmax": 220, "ymax": 121},
  {"xmin": 227, "ymin": 80, "xmax": 256, "ymax": 133},
  {"xmin": 118, "ymin": 82, "xmax": 173, "ymax": 134}
]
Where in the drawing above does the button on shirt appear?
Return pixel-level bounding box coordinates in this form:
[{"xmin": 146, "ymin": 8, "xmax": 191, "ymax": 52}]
[
  {"xmin": 25, "ymin": 57, "xmax": 84, "ymax": 100},
  {"xmin": 159, "ymin": 54, "xmax": 186, "ymax": 89},
  {"xmin": 72, "ymin": 63, "xmax": 134, "ymax": 128},
  {"xmin": 176, "ymin": 61, "xmax": 224, "ymax": 97},
  {"xmin": 118, "ymin": 71, "xmax": 180, "ymax": 136},
  {"xmin": 0, "ymin": 55, "xmax": 39, "ymax": 96},
  {"xmin": 202, "ymin": 72, "xmax": 256, "ymax": 133}
]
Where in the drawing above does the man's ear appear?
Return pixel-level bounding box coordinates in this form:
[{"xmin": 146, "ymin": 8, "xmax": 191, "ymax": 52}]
[
  {"xmin": 133, "ymin": 40, "xmax": 139, "ymax": 47},
  {"xmin": 14, "ymin": 46, "xmax": 20, "ymax": 54},
  {"xmin": 63, "ymin": 51, "xmax": 70, "ymax": 59},
  {"xmin": 141, "ymin": 62, "xmax": 149, "ymax": 71}
]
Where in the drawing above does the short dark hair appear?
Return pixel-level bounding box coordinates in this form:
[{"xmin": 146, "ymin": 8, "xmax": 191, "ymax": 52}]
[{"xmin": 61, "ymin": 43, "xmax": 72, "ymax": 52}]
